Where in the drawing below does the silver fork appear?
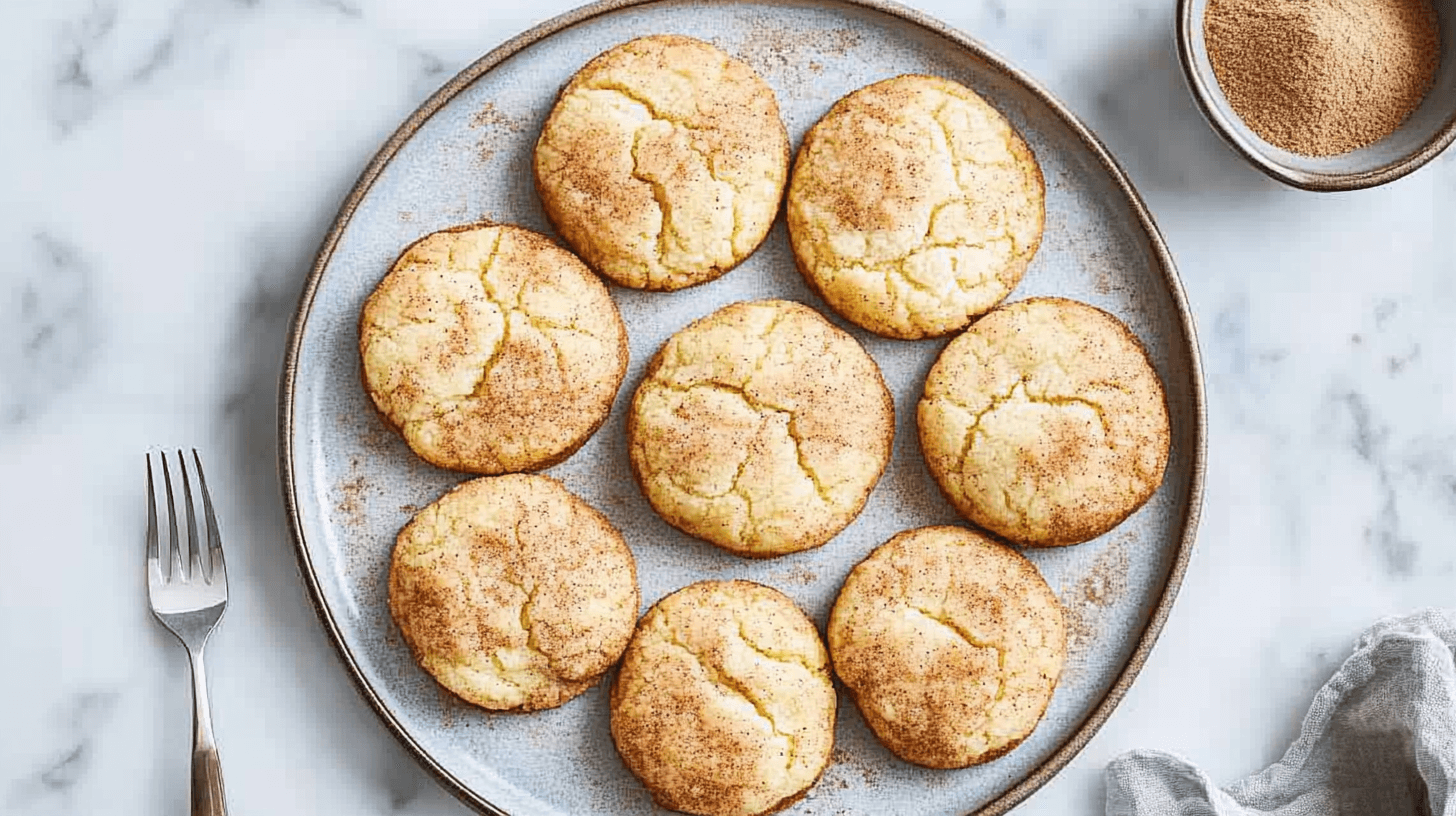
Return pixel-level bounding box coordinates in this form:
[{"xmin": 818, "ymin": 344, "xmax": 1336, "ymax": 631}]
[{"xmin": 146, "ymin": 450, "xmax": 229, "ymax": 816}]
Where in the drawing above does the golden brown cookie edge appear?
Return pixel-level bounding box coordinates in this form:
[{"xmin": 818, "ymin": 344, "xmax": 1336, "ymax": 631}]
[
  {"xmin": 609, "ymin": 578, "xmax": 836, "ymax": 816},
  {"xmin": 916, "ymin": 296, "xmax": 1172, "ymax": 547},
  {"xmin": 386, "ymin": 474, "xmax": 640, "ymax": 713},
  {"xmin": 826, "ymin": 525, "xmax": 1067, "ymax": 767},
  {"xmin": 359, "ymin": 222, "xmax": 631, "ymax": 475}
]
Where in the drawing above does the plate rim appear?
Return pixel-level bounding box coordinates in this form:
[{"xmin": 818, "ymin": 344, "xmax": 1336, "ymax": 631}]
[{"xmin": 276, "ymin": 1, "xmax": 1209, "ymax": 813}]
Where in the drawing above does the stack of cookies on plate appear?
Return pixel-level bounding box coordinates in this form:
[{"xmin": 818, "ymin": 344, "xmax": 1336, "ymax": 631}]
[{"xmin": 358, "ymin": 33, "xmax": 1170, "ymax": 816}]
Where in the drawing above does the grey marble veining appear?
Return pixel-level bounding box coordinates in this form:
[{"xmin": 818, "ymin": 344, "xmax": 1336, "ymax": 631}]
[
  {"xmin": 0, "ymin": 0, "xmax": 1452, "ymax": 814},
  {"xmin": 50, "ymin": 1, "xmax": 119, "ymax": 136},
  {"xmin": 2, "ymin": 232, "xmax": 100, "ymax": 427},
  {"xmin": 47, "ymin": 0, "xmax": 250, "ymax": 137},
  {"xmin": 7, "ymin": 691, "xmax": 121, "ymax": 811}
]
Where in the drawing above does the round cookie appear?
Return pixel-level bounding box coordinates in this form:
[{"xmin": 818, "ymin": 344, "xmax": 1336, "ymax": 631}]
[
  {"xmin": 628, "ymin": 300, "xmax": 893, "ymax": 557},
  {"xmin": 787, "ymin": 74, "xmax": 1045, "ymax": 339},
  {"xmin": 918, "ymin": 297, "xmax": 1171, "ymax": 547},
  {"xmin": 359, "ymin": 223, "xmax": 628, "ymax": 474},
  {"xmin": 534, "ymin": 34, "xmax": 790, "ymax": 291},
  {"xmin": 612, "ymin": 580, "xmax": 836, "ymax": 816},
  {"xmin": 388, "ymin": 474, "xmax": 639, "ymax": 712},
  {"xmin": 828, "ymin": 526, "xmax": 1066, "ymax": 768}
]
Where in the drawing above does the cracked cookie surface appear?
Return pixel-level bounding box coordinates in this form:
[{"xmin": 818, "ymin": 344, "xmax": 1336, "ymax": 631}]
[
  {"xmin": 918, "ymin": 297, "xmax": 1170, "ymax": 547},
  {"xmin": 787, "ymin": 74, "xmax": 1045, "ymax": 339},
  {"xmin": 628, "ymin": 299, "xmax": 893, "ymax": 557},
  {"xmin": 828, "ymin": 526, "xmax": 1065, "ymax": 768},
  {"xmin": 534, "ymin": 34, "xmax": 789, "ymax": 291},
  {"xmin": 611, "ymin": 580, "xmax": 835, "ymax": 816},
  {"xmin": 360, "ymin": 223, "xmax": 628, "ymax": 474},
  {"xmin": 388, "ymin": 474, "xmax": 639, "ymax": 712}
]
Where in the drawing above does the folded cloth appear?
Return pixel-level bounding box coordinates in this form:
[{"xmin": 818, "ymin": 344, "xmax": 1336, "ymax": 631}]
[{"xmin": 1105, "ymin": 608, "xmax": 1456, "ymax": 816}]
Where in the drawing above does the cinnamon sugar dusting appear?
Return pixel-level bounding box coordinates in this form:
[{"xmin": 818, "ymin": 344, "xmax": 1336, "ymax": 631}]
[
  {"xmin": 770, "ymin": 564, "xmax": 819, "ymax": 586},
  {"xmin": 334, "ymin": 457, "xmax": 374, "ymax": 534},
  {"xmin": 1060, "ymin": 534, "xmax": 1132, "ymax": 650},
  {"xmin": 470, "ymin": 102, "xmax": 527, "ymax": 132},
  {"xmin": 829, "ymin": 746, "xmax": 880, "ymax": 787},
  {"xmin": 721, "ymin": 24, "xmax": 863, "ymax": 77},
  {"xmin": 472, "ymin": 102, "xmax": 528, "ymax": 164}
]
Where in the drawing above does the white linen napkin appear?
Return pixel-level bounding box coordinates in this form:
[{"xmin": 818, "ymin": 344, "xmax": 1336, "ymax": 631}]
[{"xmin": 1105, "ymin": 608, "xmax": 1456, "ymax": 816}]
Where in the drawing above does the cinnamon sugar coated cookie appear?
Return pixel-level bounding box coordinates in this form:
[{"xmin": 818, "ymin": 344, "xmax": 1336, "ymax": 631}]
[
  {"xmin": 787, "ymin": 74, "xmax": 1045, "ymax": 339},
  {"xmin": 828, "ymin": 526, "xmax": 1066, "ymax": 768},
  {"xmin": 359, "ymin": 224, "xmax": 628, "ymax": 474},
  {"xmin": 388, "ymin": 474, "xmax": 639, "ymax": 712},
  {"xmin": 628, "ymin": 300, "xmax": 894, "ymax": 557},
  {"xmin": 611, "ymin": 580, "xmax": 836, "ymax": 816},
  {"xmin": 534, "ymin": 34, "xmax": 790, "ymax": 291},
  {"xmin": 918, "ymin": 297, "xmax": 1170, "ymax": 546}
]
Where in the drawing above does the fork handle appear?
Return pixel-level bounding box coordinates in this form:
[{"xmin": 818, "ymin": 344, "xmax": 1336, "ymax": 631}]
[{"xmin": 189, "ymin": 648, "xmax": 228, "ymax": 816}]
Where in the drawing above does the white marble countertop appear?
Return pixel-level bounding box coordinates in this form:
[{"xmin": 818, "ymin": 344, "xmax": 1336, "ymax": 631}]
[{"xmin": 2, "ymin": 0, "xmax": 1451, "ymax": 813}]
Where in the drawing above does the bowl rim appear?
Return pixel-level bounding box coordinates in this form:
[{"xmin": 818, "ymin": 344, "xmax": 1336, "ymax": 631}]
[{"xmin": 1175, "ymin": 0, "xmax": 1456, "ymax": 192}]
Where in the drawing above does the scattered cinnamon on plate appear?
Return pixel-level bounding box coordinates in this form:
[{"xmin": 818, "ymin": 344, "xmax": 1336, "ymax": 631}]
[{"xmin": 1204, "ymin": 0, "xmax": 1441, "ymax": 157}]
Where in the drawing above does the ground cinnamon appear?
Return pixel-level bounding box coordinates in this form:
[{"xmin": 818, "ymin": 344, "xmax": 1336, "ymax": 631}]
[{"xmin": 1204, "ymin": 0, "xmax": 1440, "ymax": 157}]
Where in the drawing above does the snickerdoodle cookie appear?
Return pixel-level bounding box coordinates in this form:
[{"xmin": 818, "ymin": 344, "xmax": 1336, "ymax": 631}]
[
  {"xmin": 534, "ymin": 34, "xmax": 790, "ymax": 291},
  {"xmin": 787, "ymin": 74, "xmax": 1045, "ymax": 339},
  {"xmin": 388, "ymin": 474, "xmax": 639, "ymax": 712},
  {"xmin": 628, "ymin": 300, "xmax": 893, "ymax": 558},
  {"xmin": 359, "ymin": 223, "xmax": 628, "ymax": 474},
  {"xmin": 611, "ymin": 580, "xmax": 836, "ymax": 816},
  {"xmin": 918, "ymin": 297, "xmax": 1170, "ymax": 547},
  {"xmin": 828, "ymin": 526, "xmax": 1066, "ymax": 768}
]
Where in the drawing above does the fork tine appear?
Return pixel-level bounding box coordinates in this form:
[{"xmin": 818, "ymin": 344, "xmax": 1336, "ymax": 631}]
[
  {"xmin": 192, "ymin": 449, "xmax": 224, "ymax": 584},
  {"xmin": 146, "ymin": 453, "xmax": 160, "ymax": 572},
  {"xmin": 178, "ymin": 450, "xmax": 202, "ymax": 583},
  {"xmin": 161, "ymin": 451, "xmax": 182, "ymax": 584}
]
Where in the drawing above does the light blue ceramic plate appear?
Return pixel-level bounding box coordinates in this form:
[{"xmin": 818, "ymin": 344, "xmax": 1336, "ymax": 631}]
[{"xmin": 279, "ymin": 1, "xmax": 1207, "ymax": 814}]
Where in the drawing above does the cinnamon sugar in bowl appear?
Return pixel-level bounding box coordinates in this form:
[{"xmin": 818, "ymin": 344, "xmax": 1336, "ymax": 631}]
[{"xmin": 1178, "ymin": 0, "xmax": 1456, "ymax": 191}]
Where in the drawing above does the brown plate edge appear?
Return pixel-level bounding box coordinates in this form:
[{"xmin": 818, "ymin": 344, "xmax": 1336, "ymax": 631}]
[{"xmin": 274, "ymin": 0, "xmax": 1210, "ymax": 814}]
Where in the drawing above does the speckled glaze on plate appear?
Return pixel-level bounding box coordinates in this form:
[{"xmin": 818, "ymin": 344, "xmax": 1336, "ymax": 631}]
[{"xmin": 278, "ymin": 2, "xmax": 1207, "ymax": 815}]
